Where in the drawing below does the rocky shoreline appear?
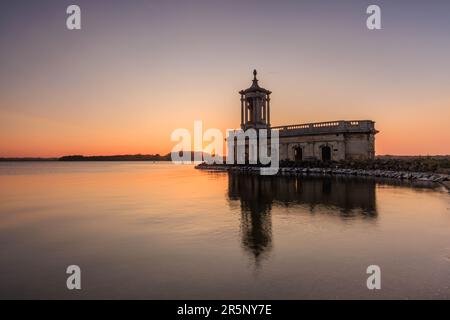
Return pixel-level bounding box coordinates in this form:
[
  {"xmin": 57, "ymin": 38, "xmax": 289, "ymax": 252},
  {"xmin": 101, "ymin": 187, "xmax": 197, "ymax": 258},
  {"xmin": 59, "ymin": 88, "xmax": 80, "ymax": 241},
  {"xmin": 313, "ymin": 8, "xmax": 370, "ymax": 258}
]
[{"xmin": 195, "ymin": 164, "xmax": 450, "ymax": 191}]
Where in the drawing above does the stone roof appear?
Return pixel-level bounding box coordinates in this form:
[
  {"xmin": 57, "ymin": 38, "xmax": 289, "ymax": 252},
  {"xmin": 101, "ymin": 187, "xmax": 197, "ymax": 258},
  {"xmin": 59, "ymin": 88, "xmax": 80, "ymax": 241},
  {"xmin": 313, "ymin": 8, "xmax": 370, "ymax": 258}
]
[{"xmin": 239, "ymin": 70, "xmax": 272, "ymax": 95}]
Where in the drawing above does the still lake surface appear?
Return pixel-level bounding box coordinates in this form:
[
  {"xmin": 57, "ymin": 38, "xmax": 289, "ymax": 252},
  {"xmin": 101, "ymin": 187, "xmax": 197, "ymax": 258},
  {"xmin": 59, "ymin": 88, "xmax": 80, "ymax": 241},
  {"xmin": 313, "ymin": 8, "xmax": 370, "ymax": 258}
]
[{"xmin": 0, "ymin": 162, "xmax": 449, "ymax": 299}]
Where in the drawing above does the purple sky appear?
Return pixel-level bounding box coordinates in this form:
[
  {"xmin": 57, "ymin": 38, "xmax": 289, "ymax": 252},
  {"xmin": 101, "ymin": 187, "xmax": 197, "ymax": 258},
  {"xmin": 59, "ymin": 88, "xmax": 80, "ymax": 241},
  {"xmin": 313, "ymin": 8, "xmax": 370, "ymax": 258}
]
[{"xmin": 1, "ymin": 0, "xmax": 450, "ymax": 156}]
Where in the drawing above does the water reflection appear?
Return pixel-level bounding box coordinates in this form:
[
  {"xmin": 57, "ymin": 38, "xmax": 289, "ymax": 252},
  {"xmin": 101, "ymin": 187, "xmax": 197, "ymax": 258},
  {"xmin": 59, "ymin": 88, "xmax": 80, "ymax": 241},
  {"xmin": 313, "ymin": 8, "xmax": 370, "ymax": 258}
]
[
  {"xmin": 227, "ymin": 173, "xmax": 378, "ymax": 263},
  {"xmin": 1, "ymin": 163, "xmax": 449, "ymax": 299}
]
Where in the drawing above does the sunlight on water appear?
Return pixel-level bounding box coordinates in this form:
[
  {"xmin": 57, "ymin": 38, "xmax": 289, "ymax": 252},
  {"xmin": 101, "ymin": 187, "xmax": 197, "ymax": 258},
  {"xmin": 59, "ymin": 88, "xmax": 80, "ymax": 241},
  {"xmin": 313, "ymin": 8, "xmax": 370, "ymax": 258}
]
[{"xmin": 0, "ymin": 162, "xmax": 449, "ymax": 299}]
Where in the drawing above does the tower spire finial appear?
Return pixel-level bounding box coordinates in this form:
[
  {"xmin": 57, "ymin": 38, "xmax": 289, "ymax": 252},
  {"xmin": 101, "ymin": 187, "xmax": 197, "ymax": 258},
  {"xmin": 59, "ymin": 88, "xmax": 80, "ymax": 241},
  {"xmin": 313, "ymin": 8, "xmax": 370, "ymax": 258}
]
[{"xmin": 253, "ymin": 69, "xmax": 257, "ymax": 81}]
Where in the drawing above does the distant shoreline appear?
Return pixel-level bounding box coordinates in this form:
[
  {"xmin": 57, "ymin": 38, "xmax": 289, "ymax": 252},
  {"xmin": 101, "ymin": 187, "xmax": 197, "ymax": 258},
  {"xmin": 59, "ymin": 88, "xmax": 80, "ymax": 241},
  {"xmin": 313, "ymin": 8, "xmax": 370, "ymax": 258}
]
[
  {"xmin": 1, "ymin": 154, "xmax": 449, "ymax": 162},
  {"xmin": 0, "ymin": 155, "xmax": 168, "ymax": 161},
  {"xmin": 0, "ymin": 152, "xmax": 206, "ymax": 162}
]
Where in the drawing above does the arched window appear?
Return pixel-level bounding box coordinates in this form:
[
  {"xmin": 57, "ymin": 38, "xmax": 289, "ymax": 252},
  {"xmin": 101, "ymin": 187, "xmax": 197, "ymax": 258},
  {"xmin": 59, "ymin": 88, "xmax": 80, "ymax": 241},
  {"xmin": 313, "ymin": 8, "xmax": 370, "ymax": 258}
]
[
  {"xmin": 294, "ymin": 146, "xmax": 302, "ymax": 161},
  {"xmin": 247, "ymin": 101, "xmax": 254, "ymax": 123},
  {"xmin": 321, "ymin": 146, "xmax": 331, "ymax": 161}
]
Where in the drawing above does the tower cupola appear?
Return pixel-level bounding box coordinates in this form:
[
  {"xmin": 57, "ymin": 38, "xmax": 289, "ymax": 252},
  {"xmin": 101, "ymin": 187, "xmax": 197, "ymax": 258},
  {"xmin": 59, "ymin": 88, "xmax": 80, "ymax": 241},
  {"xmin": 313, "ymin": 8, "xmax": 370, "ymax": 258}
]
[{"xmin": 239, "ymin": 70, "xmax": 271, "ymax": 130}]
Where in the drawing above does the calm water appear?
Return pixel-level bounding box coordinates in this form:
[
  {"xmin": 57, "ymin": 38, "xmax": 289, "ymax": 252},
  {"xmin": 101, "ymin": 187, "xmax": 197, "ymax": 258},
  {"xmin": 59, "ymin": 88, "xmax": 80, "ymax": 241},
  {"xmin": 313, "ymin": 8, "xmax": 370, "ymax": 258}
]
[{"xmin": 0, "ymin": 162, "xmax": 449, "ymax": 299}]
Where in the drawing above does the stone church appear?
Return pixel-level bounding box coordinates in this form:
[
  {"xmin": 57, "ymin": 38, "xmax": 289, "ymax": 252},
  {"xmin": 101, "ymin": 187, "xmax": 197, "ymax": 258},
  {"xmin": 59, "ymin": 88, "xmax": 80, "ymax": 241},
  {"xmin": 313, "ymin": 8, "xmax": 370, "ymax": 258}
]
[{"xmin": 236, "ymin": 70, "xmax": 378, "ymax": 162}]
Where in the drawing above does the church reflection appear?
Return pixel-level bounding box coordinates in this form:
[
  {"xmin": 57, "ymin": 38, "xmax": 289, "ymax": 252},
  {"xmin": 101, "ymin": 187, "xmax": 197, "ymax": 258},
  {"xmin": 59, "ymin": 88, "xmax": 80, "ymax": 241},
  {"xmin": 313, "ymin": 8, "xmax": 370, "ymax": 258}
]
[{"xmin": 227, "ymin": 173, "xmax": 377, "ymax": 264}]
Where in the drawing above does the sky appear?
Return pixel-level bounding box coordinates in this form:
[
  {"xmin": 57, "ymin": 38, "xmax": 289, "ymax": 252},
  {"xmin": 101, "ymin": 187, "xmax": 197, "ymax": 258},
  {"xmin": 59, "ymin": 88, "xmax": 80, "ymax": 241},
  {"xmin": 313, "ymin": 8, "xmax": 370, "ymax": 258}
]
[{"xmin": 1, "ymin": 0, "xmax": 449, "ymax": 157}]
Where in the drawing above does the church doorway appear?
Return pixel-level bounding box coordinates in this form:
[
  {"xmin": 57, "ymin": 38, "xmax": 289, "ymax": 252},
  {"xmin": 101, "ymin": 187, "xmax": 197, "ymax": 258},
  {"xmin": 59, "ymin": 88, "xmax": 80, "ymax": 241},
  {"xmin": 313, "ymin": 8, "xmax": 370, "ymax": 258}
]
[
  {"xmin": 321, "ymin": 146, "xmax": 331, "ymax": 161},
  {"xmin": 294, "ymin": 146, "xmax": 302, "ymax": 161}
]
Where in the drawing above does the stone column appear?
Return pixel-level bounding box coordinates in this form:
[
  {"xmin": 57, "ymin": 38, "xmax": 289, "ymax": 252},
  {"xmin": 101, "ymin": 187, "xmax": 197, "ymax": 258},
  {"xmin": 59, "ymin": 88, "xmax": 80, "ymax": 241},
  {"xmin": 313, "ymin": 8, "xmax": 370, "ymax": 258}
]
[
  {"xmin": 263, "ymin": 97, "xmax": 267, "ymax": 123},
  {"xmin": 240, "ymin": 95, "xmax": 244, "ymax": 128},
  {"xmin": 267, "ymin": 95, "xmax": 271, "ymax": 127},
  {"xmin": 255, "ymin": 98, "xmax": 259, "ymax": 123},
  {"xmin": 244, "ymin": 99, "xmax": 248, "ymax": 125}
]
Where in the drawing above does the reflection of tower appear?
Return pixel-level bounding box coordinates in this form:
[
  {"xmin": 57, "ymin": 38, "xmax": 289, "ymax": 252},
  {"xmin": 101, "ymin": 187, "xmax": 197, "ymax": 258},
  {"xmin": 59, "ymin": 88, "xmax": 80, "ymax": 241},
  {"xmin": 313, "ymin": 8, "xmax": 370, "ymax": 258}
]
[
  {"xmin": 228, "ymin": 173, "xmax": 273, "ymax": 264},
  {"xmin": 227, "ymin": 174, "xmax": 378, "ymax": 265}
]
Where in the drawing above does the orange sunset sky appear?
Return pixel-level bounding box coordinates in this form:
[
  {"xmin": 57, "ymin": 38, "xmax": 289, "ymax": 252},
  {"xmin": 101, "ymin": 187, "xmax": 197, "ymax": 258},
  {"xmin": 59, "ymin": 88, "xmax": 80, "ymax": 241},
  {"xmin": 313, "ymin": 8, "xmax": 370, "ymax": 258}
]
[{"xmin": 1, "ymin": 1, "xmax": 449, "ymax": 157}]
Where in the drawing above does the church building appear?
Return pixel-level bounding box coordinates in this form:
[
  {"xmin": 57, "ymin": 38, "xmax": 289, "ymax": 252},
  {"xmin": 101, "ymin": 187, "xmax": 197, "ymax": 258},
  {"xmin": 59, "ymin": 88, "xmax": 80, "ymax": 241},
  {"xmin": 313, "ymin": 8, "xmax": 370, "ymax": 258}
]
[{"xmin": 237, "ymin": 70, "xmax": 378, "ymax": 162}]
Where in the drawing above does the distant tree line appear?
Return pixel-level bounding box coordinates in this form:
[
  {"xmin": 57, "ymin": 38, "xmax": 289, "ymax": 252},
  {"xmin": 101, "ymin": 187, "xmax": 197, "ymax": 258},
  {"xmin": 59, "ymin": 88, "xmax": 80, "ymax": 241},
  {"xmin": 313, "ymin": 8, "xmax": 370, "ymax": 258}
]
[
  {"xmin": 58, "ymin": 154, "xmax": 172, "ymax": 161},
  {"xmin": 57, "ymin": 151, "xmax": 206, "ymax": 161}
]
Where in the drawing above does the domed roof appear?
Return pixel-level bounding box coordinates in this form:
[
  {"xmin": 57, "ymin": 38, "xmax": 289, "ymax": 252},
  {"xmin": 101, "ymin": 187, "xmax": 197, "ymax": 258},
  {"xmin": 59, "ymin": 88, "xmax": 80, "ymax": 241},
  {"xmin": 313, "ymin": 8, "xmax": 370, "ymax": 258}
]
[{"xmin": 239, "ymin": 70, "xmax": 272, "ymax": 95}]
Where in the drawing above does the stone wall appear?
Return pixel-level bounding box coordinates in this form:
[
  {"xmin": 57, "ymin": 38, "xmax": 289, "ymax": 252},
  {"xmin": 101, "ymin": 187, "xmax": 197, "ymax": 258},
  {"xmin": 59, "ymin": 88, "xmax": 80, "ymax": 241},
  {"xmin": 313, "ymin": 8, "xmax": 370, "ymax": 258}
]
[
  {"xmin": 344, "ymin": 133, "xmax": 376, "ymax": 160},
  {"xmin": 279, "ymin": 132, "xmax": 375, "ymax": 161}
]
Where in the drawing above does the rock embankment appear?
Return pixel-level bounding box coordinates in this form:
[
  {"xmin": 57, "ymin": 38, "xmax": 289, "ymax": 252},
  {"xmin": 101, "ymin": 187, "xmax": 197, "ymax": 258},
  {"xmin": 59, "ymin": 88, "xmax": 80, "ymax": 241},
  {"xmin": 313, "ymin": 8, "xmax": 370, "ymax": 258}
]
[
  {"xmin": 441, "ymin": 181, "xmax": 450, "ymax": 192},
  {"xmin": 195, "ymin": 163, "xmax": 450, "ymax": 191}
]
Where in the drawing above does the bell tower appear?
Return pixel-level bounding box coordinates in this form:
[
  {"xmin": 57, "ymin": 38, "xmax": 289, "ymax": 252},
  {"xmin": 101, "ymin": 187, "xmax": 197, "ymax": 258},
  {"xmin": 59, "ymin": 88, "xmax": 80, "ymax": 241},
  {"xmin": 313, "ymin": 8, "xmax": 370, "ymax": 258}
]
[{"xmin": 239, "ymin": 70, "xmax": 272, "ymax": 131}]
